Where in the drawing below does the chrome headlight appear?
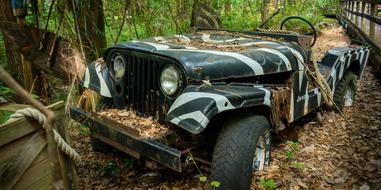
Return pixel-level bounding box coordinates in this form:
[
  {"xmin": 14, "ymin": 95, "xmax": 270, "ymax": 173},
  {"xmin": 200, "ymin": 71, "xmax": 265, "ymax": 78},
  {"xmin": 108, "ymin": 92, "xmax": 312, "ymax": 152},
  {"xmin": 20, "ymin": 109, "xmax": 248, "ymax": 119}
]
[
  {"xmin": 160, "ymin": 66, "xmax": 180, "ymax": 96},
  {"xmin": 112, "ymin": 54, "xmax": 126, "ymax": 79}
]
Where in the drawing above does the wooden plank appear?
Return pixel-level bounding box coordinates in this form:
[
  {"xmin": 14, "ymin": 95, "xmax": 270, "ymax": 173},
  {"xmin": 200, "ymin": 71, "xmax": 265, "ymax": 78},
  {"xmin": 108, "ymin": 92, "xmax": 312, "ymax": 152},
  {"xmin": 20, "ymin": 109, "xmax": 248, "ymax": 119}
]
[
  {"xmin": 13, "ymin": 148, "xmax": 53, "ymax": 190},
  {"xmin": 369, "ymin": 3, "xmax": 376, "ymax": 40},
  {"xmin": 0, "ymin": 104, "xmax": 31, "ymax": 112},
  {"xmin": 338, "ymin": 14, "xmax": 381, "ymax": 54},
  {"xmin": 342, "ymin": 0, "xmax": 381, "ymax": 4},
  {"xmin": 351, "ymin": 1, "xmax": 355, "ymax": 21},
  {"xmin": 355, "ymin": 1, "xmax": 360, "ymax": 26},
  {"xmin": 0, "ymin": 132, "xmax": 35, "ymax": 166},
  {"xmin": 0, "ymin": 130, "xmax": 47, "ymax": 190},
  {"xmin": 55, "ymin": 115, "xmax": 78, "ymax": 190},
  {"xmin": 0, "ymin": 101, "xmax": 65, "ymax": 147},
  {"xmin": 361, "ymin": 2, "xmax": 366, "ymax": 30}
]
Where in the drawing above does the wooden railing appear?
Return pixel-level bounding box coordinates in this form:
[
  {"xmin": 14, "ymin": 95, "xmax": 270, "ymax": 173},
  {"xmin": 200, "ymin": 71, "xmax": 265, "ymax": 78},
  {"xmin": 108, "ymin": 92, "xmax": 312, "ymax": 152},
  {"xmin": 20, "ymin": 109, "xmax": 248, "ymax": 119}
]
[{"xmin": 340, "ymin": 0, "xmax": 381, "ymax": 53}]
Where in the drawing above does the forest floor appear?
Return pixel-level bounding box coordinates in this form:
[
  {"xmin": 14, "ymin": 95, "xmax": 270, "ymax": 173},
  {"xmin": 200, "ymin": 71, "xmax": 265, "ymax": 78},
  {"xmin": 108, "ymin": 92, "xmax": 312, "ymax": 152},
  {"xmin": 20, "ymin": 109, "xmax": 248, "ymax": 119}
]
[{"xmin": 69, "ymin": 22, "xmax": 381, "ymax": 190}]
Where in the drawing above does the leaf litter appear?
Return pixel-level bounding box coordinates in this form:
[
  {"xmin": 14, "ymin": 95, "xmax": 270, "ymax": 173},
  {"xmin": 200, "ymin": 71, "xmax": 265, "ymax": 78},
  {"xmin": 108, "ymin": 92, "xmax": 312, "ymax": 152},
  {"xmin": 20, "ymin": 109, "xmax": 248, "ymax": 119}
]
[
  {"xmin": 70, "ymin": 22, "xmax": 381, "ymax": 189},
  {"xmin": 97, "ymin": 109, "xmax": 168, "ymax": 139}
]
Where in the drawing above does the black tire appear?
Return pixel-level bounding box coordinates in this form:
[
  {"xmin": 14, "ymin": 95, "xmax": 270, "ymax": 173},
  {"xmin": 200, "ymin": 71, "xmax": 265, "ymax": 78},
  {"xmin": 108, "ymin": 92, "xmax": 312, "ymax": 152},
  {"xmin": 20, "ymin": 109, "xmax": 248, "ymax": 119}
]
[
  {"xmin": 333, "ymin": 71, "xmax": 357, "ymax": 111},
  {"xmin": 210, "ymin": 115, "xmax": 271, "ymax": 190}
]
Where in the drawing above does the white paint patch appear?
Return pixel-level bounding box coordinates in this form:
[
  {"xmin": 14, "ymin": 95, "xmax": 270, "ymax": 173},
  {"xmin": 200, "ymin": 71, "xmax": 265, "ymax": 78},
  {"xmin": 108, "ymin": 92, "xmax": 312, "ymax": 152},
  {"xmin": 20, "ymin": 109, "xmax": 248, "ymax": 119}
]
[
  {"xmin": 314, "ymin": 88, "xmax": 321, "ymax": 106},
  {"xmin": 174, "ymin": 35, "xmax": 191, "ymax": 42},
  {"xmin": 153, "ymin": 36, "xmax": 166, "ymax": 42},
  {"xmin": 303, "ymin": 93, "xmax": 310, "ymax": 115},
  {"xmin": 168, "ymin": 92, "xmax": 235, "ymax": 114},
  {"xmin": 286, "ymin": 47, "xmax": 304, "ymax": 70},
  {"xmin": 289, "ymin": 90, "xmax": 294, "ymax": 122},
  {"xmin": 142, "ymin": 42, "xmax": 170, "ymax": 50},
  {"xmin": 257, "ymin": 87, "xmax": 271, "ymax": 106},
  {"xmin": 163, "ymin": 49, "xmax": 264, "ymax": 74},
  {"xmin": 170, "ymin": 111, "xmax": 210, "ymax": 128},
  {"xmin": 200, "ymin": 34, "xmax": 246, "ymax": 43},
  {"xmin": 95, "ymin": 63, "xmax": 112, "ymax": 97},
  {"xmin": 298, "ymin": 71, "xmax": 304, "ymax": 90},
  {"xmin": 255, "ymin": 48, "xmax": 292, "ymax": 70},
  {"xmin": 83, "ymin": 67, "xmax": 90, "ymax": 88}
]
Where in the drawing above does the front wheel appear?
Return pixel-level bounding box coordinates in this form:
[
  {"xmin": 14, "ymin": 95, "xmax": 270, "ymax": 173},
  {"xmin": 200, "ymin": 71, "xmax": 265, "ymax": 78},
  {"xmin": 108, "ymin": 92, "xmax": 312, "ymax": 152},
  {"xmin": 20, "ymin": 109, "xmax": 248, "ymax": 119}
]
[
  {"xmin": 210, "ymin": 115, "xmax": 271, "ymax": 190},
  {"xmin": 333, "ymin": 71, "xmax": 357, "ymax": 111}
]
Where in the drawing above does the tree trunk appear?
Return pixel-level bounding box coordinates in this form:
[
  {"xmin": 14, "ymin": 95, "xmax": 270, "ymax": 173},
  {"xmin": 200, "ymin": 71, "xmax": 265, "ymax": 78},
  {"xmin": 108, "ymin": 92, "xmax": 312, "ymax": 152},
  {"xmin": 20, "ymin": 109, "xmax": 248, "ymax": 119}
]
[
  {"xmin": 0, "ymin": 1, "xmax": 22, "ymax": 78},
  {"xmin": 261, "ymin": 0, "xmax": 269, "ymax": 23},
  {"xmin": 69, "ymin": 0, "xmax": 107, "ymax": 62}
]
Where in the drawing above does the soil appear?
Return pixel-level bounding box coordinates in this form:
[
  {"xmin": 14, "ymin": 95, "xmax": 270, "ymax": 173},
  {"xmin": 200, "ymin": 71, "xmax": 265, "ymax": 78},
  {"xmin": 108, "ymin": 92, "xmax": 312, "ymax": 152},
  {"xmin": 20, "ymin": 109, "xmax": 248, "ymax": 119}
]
[{"xmin": 70, "ymin": 23, "xmax": 381, "ymax": 189}]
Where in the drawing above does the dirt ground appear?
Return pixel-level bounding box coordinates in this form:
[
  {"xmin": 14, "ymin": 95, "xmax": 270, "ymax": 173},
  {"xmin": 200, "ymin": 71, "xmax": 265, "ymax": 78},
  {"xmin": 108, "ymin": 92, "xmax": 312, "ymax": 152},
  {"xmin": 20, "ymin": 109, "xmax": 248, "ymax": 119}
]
[{"xmin": 70, "ymin": 23, "xmax": 381, "ymax": 190}]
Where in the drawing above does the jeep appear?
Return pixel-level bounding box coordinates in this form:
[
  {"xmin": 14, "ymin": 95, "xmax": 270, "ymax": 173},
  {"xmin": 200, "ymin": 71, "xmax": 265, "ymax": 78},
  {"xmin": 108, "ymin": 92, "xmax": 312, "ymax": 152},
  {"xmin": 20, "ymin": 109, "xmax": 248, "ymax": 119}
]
[{"xmin": 70, "ymin": 16, "xmax": 369, "ymax": 189}]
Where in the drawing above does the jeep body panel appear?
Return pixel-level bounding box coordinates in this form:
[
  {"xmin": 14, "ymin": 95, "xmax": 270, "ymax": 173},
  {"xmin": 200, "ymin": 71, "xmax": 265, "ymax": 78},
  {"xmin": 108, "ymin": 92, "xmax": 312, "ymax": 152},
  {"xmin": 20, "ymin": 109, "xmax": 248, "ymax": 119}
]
[
  {"xmin": 166, "ymin": 84, "xmax": 272, "ymax": 134},
  {"xmin": 289, "ymin": 46, "xmax": 369, "ymax": 121}
]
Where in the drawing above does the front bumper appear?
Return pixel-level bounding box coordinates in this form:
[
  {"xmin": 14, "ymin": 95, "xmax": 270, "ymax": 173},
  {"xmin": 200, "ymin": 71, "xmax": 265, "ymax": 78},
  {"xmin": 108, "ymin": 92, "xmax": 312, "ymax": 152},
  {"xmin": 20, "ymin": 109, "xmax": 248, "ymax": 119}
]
[{"xmin": 70, "ymin": 107, "xmax": 183, "ymax": 172}]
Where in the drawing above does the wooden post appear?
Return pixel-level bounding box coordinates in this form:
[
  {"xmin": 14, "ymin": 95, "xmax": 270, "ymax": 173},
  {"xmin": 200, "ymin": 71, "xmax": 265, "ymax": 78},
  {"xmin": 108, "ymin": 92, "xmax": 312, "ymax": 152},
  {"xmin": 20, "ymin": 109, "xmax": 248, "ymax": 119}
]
[
  {"xmin": 369, "ymin": 2, "xmax": 376, "ymax": 40},
  {"xmin": 351, "ymin": 1, "xmax": 355, "ymax": 21},
  {"xmin": 355, "ymin": 1, "xmax": 360, "ymax": 27},
  {"xmin": 345, "ymin": 1, "xmax": 349, "ymax": 17},
  {"xmin": 13, "ymin": 6, "xmax": 33, "ymax": 91},
  {"xmin": 361, "ymin": 1, "xmax": 366, "ymax": 30}
]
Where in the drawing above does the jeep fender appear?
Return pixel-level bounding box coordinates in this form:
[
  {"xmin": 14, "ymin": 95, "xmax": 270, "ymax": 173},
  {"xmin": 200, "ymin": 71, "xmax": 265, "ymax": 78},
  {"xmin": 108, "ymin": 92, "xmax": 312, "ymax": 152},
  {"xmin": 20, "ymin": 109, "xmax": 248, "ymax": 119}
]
[
  {"xmin": 81, "ymin": 61, "xmax": 112, "ymax": 98},
  {"xmin": 320, "ymin": 46, "xmax": 370, "ymax": 93},
  {"xmin": 166, "ymin": 85, "xmax": 272, "ymax": 134}
]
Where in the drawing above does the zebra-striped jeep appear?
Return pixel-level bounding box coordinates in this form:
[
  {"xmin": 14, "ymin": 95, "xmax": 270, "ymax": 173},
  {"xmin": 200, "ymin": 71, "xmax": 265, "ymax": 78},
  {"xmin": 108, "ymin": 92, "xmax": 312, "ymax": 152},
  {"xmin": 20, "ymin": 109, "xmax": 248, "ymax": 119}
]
[{"xmin": 71, "ymin": 17, "xmax": 369, "ymax": 190}]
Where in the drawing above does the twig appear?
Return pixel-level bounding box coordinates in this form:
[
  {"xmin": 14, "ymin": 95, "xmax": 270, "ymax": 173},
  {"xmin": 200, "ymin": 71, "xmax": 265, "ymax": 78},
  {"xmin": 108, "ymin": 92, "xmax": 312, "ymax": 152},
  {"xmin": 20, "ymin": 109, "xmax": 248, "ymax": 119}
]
[{"xmin": 114, "ymin": 0, "xmax": 129, "ymax": 44}]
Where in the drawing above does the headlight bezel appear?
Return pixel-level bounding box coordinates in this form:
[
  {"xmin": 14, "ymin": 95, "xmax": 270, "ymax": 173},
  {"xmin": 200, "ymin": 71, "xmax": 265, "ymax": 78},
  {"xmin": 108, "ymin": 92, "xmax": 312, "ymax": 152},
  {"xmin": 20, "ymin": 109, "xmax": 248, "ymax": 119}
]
[
  {"xmin": 111, "ymin": 53, "xmax": 126, "ymax": 80},
  {"xmin": 159, "ymin": 65, "xmax": 183, "ymax": 97}
]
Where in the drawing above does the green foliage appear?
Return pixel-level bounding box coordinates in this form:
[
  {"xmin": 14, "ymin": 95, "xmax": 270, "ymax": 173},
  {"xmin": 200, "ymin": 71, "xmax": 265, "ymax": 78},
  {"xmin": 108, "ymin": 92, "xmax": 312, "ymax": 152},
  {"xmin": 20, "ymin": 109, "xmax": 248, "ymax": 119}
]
[
  {"xmin": 290, "ymin": 162, "xmax": 305, "ymax": 170},
  {"xmin": 123, "ymin": 157, "xmax": 134, "ymax": 168},
  {"xmin": 0, "ymin": 84, "xmax": 14, "ymax": 101},
  {"xmin": 0, "ymin": 111, "xmax": 13, "ymax": 124},
  {"xmin": 0, "ymin": 34, "xmax": 7, "ymax": 67},
  {"xmin": 259, "ymin": 179, "xmax": 278, "ymax": 190},
  {"xmin": 285, "ymin": 150, "xmax": 296, "ymax": 160},
  {"xmin": 96, "ymin": 161, "xmax": 119, "ymax": 177},
  {"xmin": 285, "ymin": 141, "xmax": 301, "ymax": 160},
  {"xmin": 285, "ymin": 140, "xmax": 301, "ymax": 151},
  {"xmin": 78, "ymin": 124, "xmax": 90, "ymax": 136},
  {"xmin": 210, "ymin": 181, "xmax": 221, "ymax": 188},
  {"xmin": 199, "ymin": 175, "xmax": 207, "ymax": 183}
]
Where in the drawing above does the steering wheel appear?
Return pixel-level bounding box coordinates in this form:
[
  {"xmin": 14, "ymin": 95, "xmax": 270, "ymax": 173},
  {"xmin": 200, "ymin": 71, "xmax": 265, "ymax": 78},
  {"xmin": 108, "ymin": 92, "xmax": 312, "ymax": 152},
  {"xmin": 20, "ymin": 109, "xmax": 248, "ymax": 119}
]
[{"xmin": 280, "ymin": 16, "xmax": 317, "ymax": 47}]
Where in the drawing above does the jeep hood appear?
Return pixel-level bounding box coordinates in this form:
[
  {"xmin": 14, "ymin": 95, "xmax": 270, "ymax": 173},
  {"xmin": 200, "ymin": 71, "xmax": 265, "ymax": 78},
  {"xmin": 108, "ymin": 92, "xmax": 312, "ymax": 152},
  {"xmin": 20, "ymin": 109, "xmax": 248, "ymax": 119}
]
[{"xmin": 105, "ymin": 33, "xmax": 307, "ymax": 81}]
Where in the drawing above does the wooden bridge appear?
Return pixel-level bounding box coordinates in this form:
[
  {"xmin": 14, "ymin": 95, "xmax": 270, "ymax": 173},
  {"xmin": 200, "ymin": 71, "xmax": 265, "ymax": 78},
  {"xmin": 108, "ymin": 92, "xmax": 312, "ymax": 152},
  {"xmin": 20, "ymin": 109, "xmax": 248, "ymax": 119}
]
[{"xmin": 338, "ymin": 0, "xmax": 381, "ymax": 77}]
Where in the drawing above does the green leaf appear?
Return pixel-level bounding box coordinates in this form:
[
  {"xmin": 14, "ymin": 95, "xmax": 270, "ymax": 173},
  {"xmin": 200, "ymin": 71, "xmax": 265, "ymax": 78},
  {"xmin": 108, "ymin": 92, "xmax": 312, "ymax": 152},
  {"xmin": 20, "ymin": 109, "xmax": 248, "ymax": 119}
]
[
  {"xmin": 199, "ymin": 175, "xmax": 207, "ymax": 183},
  {"xmin": 210, "ymin": 181, "xmax": 221, "ymax": 188},
  {"xmin": 285, "ymin": 150, "xmax": 296, "ymax": 160},
  {"xmin": 259, "ymin": 179, "xmax": 278, "ymax": 190},
  {"xmin": 290, "ymin": 162, "xmax": 305, "ymax": 170}
]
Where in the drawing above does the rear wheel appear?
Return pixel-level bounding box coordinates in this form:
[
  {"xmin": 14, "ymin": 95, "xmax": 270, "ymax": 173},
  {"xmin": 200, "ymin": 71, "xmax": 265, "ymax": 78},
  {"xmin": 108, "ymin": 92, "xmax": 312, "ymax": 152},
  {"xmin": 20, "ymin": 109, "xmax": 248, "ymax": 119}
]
[
  {"xmin": 210, "ymin": 115, "xmax": 271, "ymax": 190},
  {"xmin": 333, "ymin": 71, "xmax": 357, "ymax": 111}
]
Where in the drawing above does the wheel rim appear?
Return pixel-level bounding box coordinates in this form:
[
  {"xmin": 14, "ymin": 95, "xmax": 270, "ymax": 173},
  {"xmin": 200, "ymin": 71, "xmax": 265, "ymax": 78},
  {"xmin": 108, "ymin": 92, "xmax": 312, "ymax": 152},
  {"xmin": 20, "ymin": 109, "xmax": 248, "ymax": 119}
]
[
  {"xmin": 343, "ymin": 88, "xmax": 354, "ymax": 107},
  {"xmin": 252, "ymin": 136, "xmax": 266, "ymax": 171}
]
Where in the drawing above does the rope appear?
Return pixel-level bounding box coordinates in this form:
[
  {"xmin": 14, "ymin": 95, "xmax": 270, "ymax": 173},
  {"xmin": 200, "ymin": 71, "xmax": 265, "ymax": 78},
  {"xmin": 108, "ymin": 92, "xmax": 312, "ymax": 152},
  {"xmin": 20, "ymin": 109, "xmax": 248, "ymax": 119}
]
[
  {"xmin": 6, "ymin": 108, "xmax": 81, "ymax": 165},
  {"xmin": 311, "ymin": 55, "xmax": 334, "ymax": 107},
  {"xmin": 256, "ymin": 28, "xmax": 299, "ymax": 35}
]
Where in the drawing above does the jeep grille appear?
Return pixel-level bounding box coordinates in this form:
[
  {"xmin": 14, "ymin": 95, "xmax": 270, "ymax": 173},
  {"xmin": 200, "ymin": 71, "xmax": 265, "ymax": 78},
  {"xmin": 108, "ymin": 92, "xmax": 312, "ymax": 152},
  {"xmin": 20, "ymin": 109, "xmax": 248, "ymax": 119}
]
[{"xmin": 109, "ymin": 50, "xmax": 173, "ymax": 121}]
